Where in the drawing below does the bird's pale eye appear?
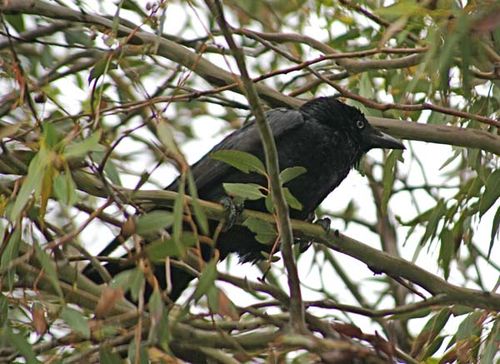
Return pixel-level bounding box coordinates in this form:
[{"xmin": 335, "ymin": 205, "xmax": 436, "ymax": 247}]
[{"xmin": 356, "ymin": 120, "xmax": 365, "ymax": 129}]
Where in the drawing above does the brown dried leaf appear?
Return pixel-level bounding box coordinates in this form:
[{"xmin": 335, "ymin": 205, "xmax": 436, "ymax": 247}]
[
  {"xmin": 94, "ymin": 286, "xmax": 124, "ymax": 319},
  {"xmin": 217, "ymin": 289, "xmax": 239, "ymax": 320},
  {"xmin": 32, "ymin": 304, "xmax": 47, "ymax": 335},
  {"xmin": 331, "ymin": 322, "xmax": 363, "ymax": 338}
]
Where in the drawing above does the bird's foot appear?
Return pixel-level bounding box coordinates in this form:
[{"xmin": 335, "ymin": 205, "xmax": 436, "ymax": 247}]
[
  {"xmin": 298, "ymin": 217, "xmax": 332, "ymax": 253},
  {"xmin": 220, "ymin": 196, "xmax": 244, "ymax": 232},
  {"xmin": 314, "ymin": 217, "xmax": 331, "ymax": 233}
]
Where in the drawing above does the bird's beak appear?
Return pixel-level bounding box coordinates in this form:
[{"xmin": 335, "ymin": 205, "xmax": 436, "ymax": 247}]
[{"xmin": 364, "ymin": 128, "xmax": 405, "ymax": 150}]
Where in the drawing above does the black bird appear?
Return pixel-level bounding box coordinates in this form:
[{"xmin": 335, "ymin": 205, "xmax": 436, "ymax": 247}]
[{"xmin": 88, "ymin": 96, "xmax": 404, "ymax": 301}]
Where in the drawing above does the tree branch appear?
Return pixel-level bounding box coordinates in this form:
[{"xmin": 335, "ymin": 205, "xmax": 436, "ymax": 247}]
[
  {"xmin": 205, "ymin": 0, "xmax": 306, "ymax": 334},
  {"xmin": 2, "ymin": 0, "xmax": 499, "ymax": 153},
  {"xmin": 66, "ymin": 175, "xmax": 500, "ymax": 312}
]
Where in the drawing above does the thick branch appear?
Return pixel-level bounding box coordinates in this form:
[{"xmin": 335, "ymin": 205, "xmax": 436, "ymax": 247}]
[{"xmin": 65, "ymin": 175, "xmax": 500, "ymax": 312}]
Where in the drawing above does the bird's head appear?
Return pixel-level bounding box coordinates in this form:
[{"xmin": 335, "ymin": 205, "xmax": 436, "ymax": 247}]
[{"xmin": 299, "ymin": 96, "xmax": 405, "ymax": 152}]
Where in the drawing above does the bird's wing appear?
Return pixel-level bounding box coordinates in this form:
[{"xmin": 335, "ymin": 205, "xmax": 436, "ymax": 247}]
[{"xmin": 166, "ymin": 108, "xmax": 304, "ymax": 193}]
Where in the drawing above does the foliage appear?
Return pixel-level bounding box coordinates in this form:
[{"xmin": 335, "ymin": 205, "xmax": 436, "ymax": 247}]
[{"xmin": 0, "ymin": 0, "xmax": 498, "ymax": 363}]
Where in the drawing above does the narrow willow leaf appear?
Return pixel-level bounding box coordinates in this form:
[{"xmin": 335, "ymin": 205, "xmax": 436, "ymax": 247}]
[
  {"xmin": 211, "ymin": 150, "xmax": 266, "ymax": 175},
  {"xmin": 64, "ymin": 130, "xmax": 102, "ymax": 159},
  {"xmin": 193, "ymin": 259, "xmax": 217, "ymax": 302},
  {"xmin": 0, "ymin": 227, "xmax": 21, "ymax": 290},
  {"xmin": 89, "ymin": 55, "xmax": 116, "ymax": 82},
  {"xmin": 10, "ymin": 151, "xmax": 47, "ymax": 221},
  {"xmin": 136, "ymin": 211, "xmax": 174, "ymax": 235},
  {"xmin": 4, "ymin": 327, "xmax": 41, "ymax": 364},
  {"xmin": 479, "ymin": 169, "xmax": 500, "ymax": 216},
  {"xmin": 411, "ymin": 308, "xmax": 451, "ymax": 357},
  {"xmin": 53, "ymin": 170, "xmax": 77, "ymax": 206},
  {"xmin": 187, "ymin": 170, "xmax": 209, "ymax": 235},
  {"xmin": 456, "ymin": 311, "xmax": 483, "ymax": 341},
  {"xmin": 421, "ymin": 335, "xmax": 446, "ymax": 360},
  {"xmin": 438, "ymin": 228, "xmax": 454, "ymax": 280},
  {"xmin": 61, "ymin": 307, "xmax": 90, "ymax": 338},
  {"xmin": 489, "ymin": 206, "xmax": 500, "ymax": 258},
  {"xmin": 103, "ymin": 159, "xmax": 122, "ymax": 186},
  {"xmin": 279, "ymin": 166, "xmax": 307, "ymax": 185},
  {"xmin": 480, "ymin": 318, "xmax": 499, "ymax": 364},
  {"xmin": 157, "ymin": 121, "xmax": 182, "ymax": 156},
  {"xmin": 419, "ymin": 199, "xmax": 445, "ymax": 246},
  {"xmin": 173, "ymin": 177, "xmax": 185, "ymax": 255},
  {"xmin": 110, "ymin": 268, "xmax": 145, "ymax": 301},
  {"xmin": 4, "ymin": 14, "xmax": 25, "ymax": 33},
  {"xmin": 146, "ymin": 234, "xmax": 197, "ymax": 260},
  {"xmin": 99, "ymin": 347, "xmax": 124, "ymax": 364},
  {"xmin": 223, "ymin": 183, "xmax": 266, "ymax": 201},
  {"xmin": 34, "ymin": 243, "xmax": 63, "ymax": 297},
  {"xmin": 381, "ymin": 150, "xmax": 401, "ymax": 214}
]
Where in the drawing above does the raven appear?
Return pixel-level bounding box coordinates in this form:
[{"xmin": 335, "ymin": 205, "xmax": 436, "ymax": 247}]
[{"xmin": 88, "ymin": 96, "xmax": 404, "ymax": 301}]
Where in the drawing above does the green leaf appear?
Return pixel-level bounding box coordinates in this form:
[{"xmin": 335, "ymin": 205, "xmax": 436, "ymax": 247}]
[
  {"xmin": 0, "ymin": 294, "xmax": 7, "ymax": 324},
  {"xmin": 481, "ymin": 318, "xmax": 499, "ymax": 364},
  {"xmin": 389, "ymin": 307, "xmax": 432, "ymax": 321},
  {"xmin": 223, "ymin": 183, "xmax": 266, "ymax": 201},
  {"xmin": 103, "ymin": 159, "xmax": 122, "ymax": 186},
  {"xmin": 146, "ymin": 234, "xmax": 197, "ymax": 260},
  {"xmin": 148, "ymin": 288, "xmax": 164, "ymax": 325},
  {"xmin": 439, "ymin": 149, "xmax": 461, "ymax": 170},
  {"xmin": 173, "ymin": 177, "xmax": 185, "ymax": 254},
  {"xmin": 438, "ymin": 229, "xmax": 454, "ymax": 280},
  {"xmin": 61, "ymin": 307, "xmax": 90, "ymax": 338},
  {"xmin": 283, "ymin": 187, "xmax": 302, "ymax": 210},
  {"xmin": 4, "ymin": 14, "xmax": 25, "ymax": 33},
  {"xmin": 99, "ymin": 347, "xmax": 124, "ymax": 364},
  {"xmin": 211, "ymin": 150, "xmax": 266, "ymax": 175},
  {"xmin": 0, "ymin": 227, "xmax": 21, "ymax": 290},
  {"xmin": 3, "ymin": 327, "xmax": 41, "ymax": 364},
  {"xmin": 479, "ymin": 169, "xmax": 500, "ymax": 216},
  {"xmin": 243, "ymin": 217, "xmax": 277, "ymax": 245},
  {"xmin": 9, "ymin": 151, "xmax": 47, "ymax": 221},
  {"xmin": 375, "ymin": 2, "xmax": 426, "ymax": 17},
  {"xmin": 110, "ymin": 268, "xmax": 144, "ymax": 301},
  {"xmin": 136, "ymin": 211, "xmax": 174, "ymax": 236},
  {"xmin": 53, "ymin": 170, "xmax": 77, "ymax": 206},
  {"xmin": 381, "ymin": 150, "xmax": 401, "ymax": 214},
  {"xmin": 279, "ymin": 166, "xmax": 307, "ymax": 185},
  {"xmin": 421, "ymin": 335, "xmax": 446, "ymax": 360},
  {"xmin": 187, "ymin": 170, "xmax": 209, "ymax": 235},
  {"xmin": 419, "ymin": 199, "xmax": 445, "ymax": 247},
  {"xmin": 264, "ymin": 193, "xmax": 274, "ymax": 213},
  {"xmin": 64, "ymin": 130, "xmax": 103, "ymax": 159},
  {"xmin": 456, "ymin": 311, "xmax": 482, "ymax": 341},
  {"xmin": 157, "ymin": 121, "xmax": 182, "ymax": 156},
  {"xmin": 42, "ymin": 123, "xmax": 60, "ymax": 149},
  {"xmin": 489, "ymin": 206, "xmax": 500, "ymax": 258},
  {"xmin": 34, "ymin": 243, "xmax": 63, "ymax": 297},
  {"xmin": 412, "ymin": 308, "xmax": 451, "ymax": 356},
  {"xmin": 193, "ymin": 259, "xmax": 217, "ymax": 301},
  {"xmin": 88, "ymin": 55, "xmax": 116, "ymax": 82},
  {"xmin": 64, "ymin": 30, "xmax": 93, "ymax": 47}
]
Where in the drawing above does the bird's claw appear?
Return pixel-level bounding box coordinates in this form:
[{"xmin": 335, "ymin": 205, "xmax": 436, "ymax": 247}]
[
  {"xmin": 220, "ymin": 196, "xmax": 244, "ymax": 232},
  {"xmin": 297, "ymin": 217, "xmax": 331, "ymax": 253},
  {"xmin": 298, "ymin": 240, "xmax": 312, "ymax": 254},
  {"xmin": 315, "ymin": 217, "xmax": 331, "ymax": 233}
]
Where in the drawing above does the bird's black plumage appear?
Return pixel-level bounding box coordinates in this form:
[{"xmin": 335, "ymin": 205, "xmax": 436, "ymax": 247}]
[{"xmin": 87, "ymin": 96, "xmax": 404, "ymax": 301}]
